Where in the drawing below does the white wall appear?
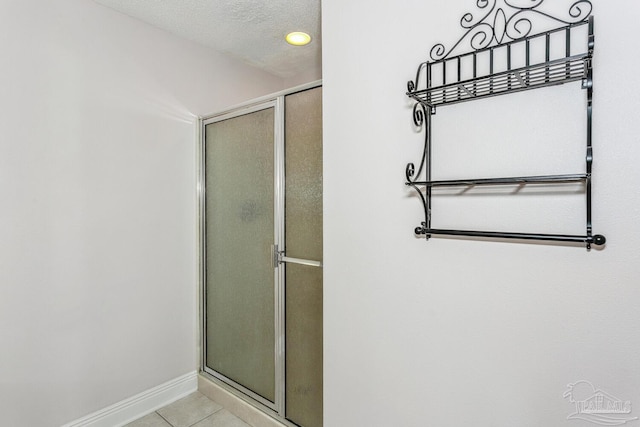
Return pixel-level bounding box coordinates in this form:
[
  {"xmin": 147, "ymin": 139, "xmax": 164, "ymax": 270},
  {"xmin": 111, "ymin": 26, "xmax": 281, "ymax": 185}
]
[
  {"xmin": 323, "ymin": 1, "xmax": 640, "ymax": 426},
  {"xmin": 284, "ymin": 64, "xmax": 323, "ymax": 89},
  {"xmin": 0, "ymin": 1, "xmax": 285, "ymax": 425}
]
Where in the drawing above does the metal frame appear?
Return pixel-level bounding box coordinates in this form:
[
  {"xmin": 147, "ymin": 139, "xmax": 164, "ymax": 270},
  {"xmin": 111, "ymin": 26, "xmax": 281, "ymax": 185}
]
[
  {"xmin": 274, "ymin": 95, "xmax": 286, "ymax": 417},
  {"xmin": 197, "ymin": 81, "xmax": 322, "ymax": 425},
  {"xmin": 200, "ymin": 370, "xmax": 301, "ymax": 427},
  {"xmin": 405, "ymin": 1, "xmax": 605, "ymax": 250}
]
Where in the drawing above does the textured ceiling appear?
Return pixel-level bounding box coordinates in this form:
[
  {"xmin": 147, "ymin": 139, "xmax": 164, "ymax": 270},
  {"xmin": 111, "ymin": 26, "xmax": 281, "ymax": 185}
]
[{"xmin": 94, "ymin": 0, "xmax": 321, "ymax": 78}]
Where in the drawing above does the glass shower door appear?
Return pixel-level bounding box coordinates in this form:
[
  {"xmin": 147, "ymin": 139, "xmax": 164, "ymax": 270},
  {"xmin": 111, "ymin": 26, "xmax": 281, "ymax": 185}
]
[{"xmin": 203, "ymin": 104, "xmax": 276, "ymax": 406}]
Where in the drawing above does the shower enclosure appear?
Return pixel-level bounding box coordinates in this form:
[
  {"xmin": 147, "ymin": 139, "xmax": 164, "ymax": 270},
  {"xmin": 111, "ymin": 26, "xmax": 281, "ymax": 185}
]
[{"xmin": 199, "ymin": 84, "xmax": 322, "ymax": 427}]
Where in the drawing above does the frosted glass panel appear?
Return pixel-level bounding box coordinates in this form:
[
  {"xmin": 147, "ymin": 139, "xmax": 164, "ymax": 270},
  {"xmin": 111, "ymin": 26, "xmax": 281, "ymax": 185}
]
[
  {"xmin": 285, "ymin": 87, "xmax": 323, "ymax": 427},
  {"xmin": 204, "ymin": 108, "xmax": 275, "ymax": 403},
  {"xmin": 285, "ymin": 264, "xmax": 323, "ymax": 427},
  {"xmin": 285, "ymin": 87, "xmax": 323, "ymax": 261}
]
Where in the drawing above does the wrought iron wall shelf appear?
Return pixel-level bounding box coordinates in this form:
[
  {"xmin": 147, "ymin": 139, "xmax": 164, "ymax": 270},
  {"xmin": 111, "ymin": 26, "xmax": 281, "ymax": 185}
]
[{"xmin": 405, "ymin": 1, "xmax": 605, "ymax": 249}]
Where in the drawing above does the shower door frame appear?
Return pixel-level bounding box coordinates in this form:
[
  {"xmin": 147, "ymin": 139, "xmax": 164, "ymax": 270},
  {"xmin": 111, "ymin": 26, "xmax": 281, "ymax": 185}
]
[{"xmin": 197, "ymin": 81, "xmax": 322, "ymax": 424}]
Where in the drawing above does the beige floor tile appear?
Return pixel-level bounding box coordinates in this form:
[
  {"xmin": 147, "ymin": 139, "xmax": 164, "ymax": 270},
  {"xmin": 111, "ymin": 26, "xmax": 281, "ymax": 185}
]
[
  {"xmin": 192, "ymin": 409, "xmax": 251, "ymax": 427},
  {"xmin": 198, "ymin": 376, "xmax": 287, "ymax": 427},
  {"xmin": 156, "ymin": 392, "xmax": 223, "ymax": 427},
  {"xmin": 125, "ymin": 411, "xmax": 172, "ymax": 427}
]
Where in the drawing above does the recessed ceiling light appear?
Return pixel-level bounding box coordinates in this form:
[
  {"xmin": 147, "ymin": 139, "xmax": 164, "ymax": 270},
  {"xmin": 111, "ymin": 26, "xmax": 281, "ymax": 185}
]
[{"xmin": 285, "ymin": 32, "xmax": 312, "ymax": 46}]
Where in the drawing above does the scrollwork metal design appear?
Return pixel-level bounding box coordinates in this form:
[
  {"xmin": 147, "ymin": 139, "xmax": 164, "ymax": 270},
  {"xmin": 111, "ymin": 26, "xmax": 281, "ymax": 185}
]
[
  {"xmin": 406, "ymin": 102, "xmax": 429, "ymax": 184},
  {"xmin": 429, "ymin": 0, "xmax": 592, "ymax": 61},
  {"xmin": 412, "ymin": 102, "xmax": 425, "ymax": 127},
  {"xmin": 405, "ymin": 101, "xmax": 431, "ymax": 236},
  {"xmin": 406, "ymin": 63, "xmax": 427, "ymax": 101}
]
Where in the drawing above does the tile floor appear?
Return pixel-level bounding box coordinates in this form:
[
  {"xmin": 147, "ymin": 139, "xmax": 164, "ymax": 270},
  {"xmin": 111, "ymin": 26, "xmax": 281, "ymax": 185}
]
[{"xmin": 125, "ymin": 392, "xmax": 251, "ymax": 427}]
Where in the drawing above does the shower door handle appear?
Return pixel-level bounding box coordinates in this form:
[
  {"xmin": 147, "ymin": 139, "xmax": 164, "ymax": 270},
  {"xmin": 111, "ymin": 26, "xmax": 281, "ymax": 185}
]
[
  {"xmin": 280, "ymin": 255, "xmax": 322, "ymax": 268},
  {"xmin": 272, "ymin": 244, "xmax": 322, "ymax": 268}
]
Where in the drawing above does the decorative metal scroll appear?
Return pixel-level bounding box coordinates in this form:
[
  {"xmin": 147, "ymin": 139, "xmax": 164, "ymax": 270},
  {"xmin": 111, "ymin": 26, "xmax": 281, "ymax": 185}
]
[
  {"xmin": 405, "ymin": 102, "xmax": 430, "ymax": 233},
  {"xmin": 429, "ymin": 0, "xmax": 592, "ymax": 61}
]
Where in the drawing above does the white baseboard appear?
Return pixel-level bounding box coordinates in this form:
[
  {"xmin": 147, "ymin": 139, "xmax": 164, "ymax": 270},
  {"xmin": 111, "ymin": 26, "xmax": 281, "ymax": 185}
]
[{"xmin": 61, "ymin": 371, "xmax": 198, "ymax": 427}]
